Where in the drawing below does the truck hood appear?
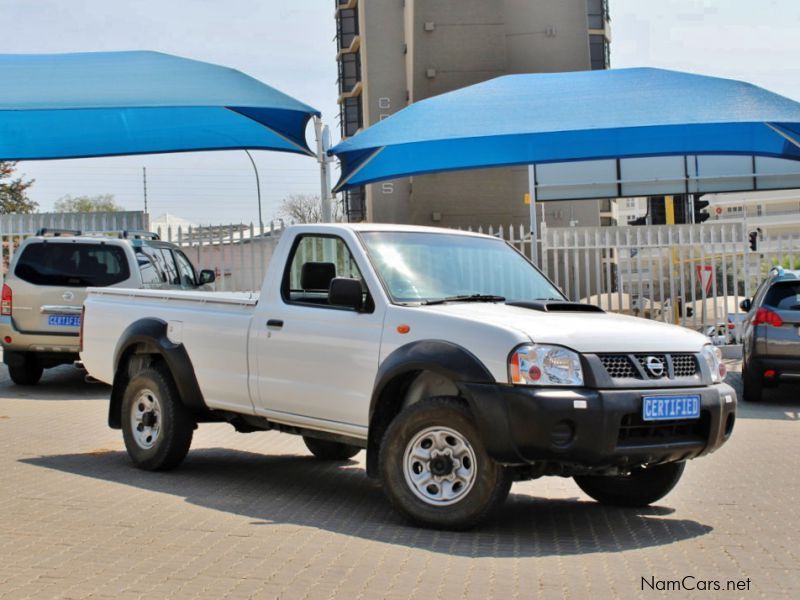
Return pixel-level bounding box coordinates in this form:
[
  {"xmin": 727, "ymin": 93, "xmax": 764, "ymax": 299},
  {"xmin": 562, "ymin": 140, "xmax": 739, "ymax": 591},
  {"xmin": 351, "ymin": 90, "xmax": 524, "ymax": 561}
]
[{"xmin": 417, "ymin": 303, "xmax": 708, "ymax": 353}]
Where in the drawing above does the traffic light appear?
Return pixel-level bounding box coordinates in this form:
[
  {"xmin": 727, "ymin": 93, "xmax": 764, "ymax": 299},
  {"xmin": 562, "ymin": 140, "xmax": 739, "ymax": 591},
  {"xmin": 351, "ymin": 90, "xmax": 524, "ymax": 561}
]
[
  {"xmin": 693, "ymin": 195, "xmax": 710, "ymax": 223},
  {"xmin": 748, "ymin": 231, "xmax": 758, "ymax": 251}
]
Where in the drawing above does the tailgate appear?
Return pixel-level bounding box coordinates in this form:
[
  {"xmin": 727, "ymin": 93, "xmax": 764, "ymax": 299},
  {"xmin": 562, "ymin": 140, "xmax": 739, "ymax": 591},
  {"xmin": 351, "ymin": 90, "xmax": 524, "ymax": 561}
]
[{"xmin": 11, "ymin": 280, "xmax": 85, "ymax": 334}]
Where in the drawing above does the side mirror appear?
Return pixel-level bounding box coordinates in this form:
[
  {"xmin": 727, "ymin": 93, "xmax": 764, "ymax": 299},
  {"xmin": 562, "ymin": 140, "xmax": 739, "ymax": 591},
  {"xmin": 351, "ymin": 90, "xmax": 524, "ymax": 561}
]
[
  {"xmin": 329, "ymin": 277, "xmax": 363, "ymax": 311},
  {"xmin": 739, "ymin": 298, "xmax": 751, "ymax": 312},
  {"xmin": 199, "ymin": 269, "xmax": 216, "ymax": 285}
]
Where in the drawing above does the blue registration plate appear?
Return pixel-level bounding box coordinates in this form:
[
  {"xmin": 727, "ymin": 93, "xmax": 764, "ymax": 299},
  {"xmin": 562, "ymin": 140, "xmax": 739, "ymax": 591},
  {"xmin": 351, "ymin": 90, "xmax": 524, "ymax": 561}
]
[
  {"xmin": 642, "ymin": 395, "xmax": 700, "ymax": 421},
  {"xmin": 48, "ymin": 315, "xmax": 81, "ymax": 327}
]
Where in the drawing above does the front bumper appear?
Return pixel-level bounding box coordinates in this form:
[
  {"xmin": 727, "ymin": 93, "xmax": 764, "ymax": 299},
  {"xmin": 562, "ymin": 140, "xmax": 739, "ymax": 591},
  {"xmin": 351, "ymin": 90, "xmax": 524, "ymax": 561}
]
[{"xmin": 461, "ymin": 382, "xmax": 736, "ymax": 469}]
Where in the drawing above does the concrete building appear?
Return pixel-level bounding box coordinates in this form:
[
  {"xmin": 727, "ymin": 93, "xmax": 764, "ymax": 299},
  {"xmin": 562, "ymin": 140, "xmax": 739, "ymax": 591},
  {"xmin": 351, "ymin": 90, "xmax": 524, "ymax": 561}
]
[
  {"xmin": 703, "ymin": 189, "xmax": 800, "ymax": 236},
  {"xmin": 334, "ymin": 0, "xmax": 611, "ymax": 228}
]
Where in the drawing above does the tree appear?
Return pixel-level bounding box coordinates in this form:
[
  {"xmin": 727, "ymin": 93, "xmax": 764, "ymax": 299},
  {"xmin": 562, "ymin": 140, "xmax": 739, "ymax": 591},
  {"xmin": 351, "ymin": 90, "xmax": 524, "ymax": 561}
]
[
  {"xmin": 0, "ymin": 161, "xmax": 37, "ymax": 214},
  {"xmin": 54, "ymin": 194, "xmax": 125, "ymax": 213},
  {"xmin": 277, "ymin": 193, "xmax": 341, "ymax": 224}
]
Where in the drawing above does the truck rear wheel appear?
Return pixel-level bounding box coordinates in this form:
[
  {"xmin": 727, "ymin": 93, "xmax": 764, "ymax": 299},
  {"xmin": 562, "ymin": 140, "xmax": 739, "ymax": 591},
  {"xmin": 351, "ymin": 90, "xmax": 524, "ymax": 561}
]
[
  {"xmin": 574, "ymin": 462, "xmax": 686, "ymax": 507},
  {"xmin": 8, "ymin": 357, "xmax": 43, "ymax": 386},
  {"xmin": 303, "ymin": 436, "xmax": 360, "ymax": 460},
  {"xmin": 379, "ymin": 397, "xmax": 510, "ymax": 530},
  {"xmin": 121, "ymin": 365, "xmax": 194, "ymax": 471}
]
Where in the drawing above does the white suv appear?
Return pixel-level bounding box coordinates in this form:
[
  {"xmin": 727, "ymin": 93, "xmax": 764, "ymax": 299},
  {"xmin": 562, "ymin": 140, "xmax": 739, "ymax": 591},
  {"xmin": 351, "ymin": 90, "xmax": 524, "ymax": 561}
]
[{"xmin": 1, "ymin": 229, "xmax": 214, "ymax": 385}]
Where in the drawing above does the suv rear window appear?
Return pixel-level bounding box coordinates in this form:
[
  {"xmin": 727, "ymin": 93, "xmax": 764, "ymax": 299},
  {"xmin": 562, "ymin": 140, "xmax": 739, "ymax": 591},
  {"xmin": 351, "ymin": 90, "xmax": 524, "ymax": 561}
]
[
  {"xmin": 765, "ymin": 281, "xmax": 800, "ymax": 311},
  {"xmin": 14, "ymin": 242, "xmax": 130, "ymax": 287}
]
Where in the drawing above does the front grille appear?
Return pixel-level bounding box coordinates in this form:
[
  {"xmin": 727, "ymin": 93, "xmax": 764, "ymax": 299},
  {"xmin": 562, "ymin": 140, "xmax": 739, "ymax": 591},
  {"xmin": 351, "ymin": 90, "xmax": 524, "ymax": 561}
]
[
  {"xmin": 599, "ymin": 355, "xmax": 637, "ymax": 378},
  {"xmin": 617, "ymin": 411, "xmax": 710, "ymax": 447},
  {"xmin": 672, "ymin": 354, "xmax": 698, "ymax": 377},
  {"xmin": 598, "ymin": 353, "xmax": 699, "ymax": 380}
]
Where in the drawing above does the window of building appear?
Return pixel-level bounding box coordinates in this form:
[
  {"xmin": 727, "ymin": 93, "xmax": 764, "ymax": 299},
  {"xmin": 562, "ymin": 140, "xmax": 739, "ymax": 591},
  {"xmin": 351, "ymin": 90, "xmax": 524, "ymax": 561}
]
[
  {"xmin": 340, "ymin": 96, "xmax": 363, "ymax": 137},
  {"xmin": 336, "ymin": 8, "xmax": 358, "ymax": 51},
  {"xmin": 626, "ymin": 198, "xmax": 637, "ymax": 208},
  {"xmin": 589, "ymin": 34, "xmax": 610, "ymax": 70},
  {"xmin": 338, "ymin": 51, "xmax": 361, "ymax": 94}
]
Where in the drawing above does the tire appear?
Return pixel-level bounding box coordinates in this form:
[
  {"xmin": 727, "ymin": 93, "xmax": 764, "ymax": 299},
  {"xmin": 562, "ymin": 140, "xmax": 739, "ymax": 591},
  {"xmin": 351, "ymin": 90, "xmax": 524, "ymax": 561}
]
[
  {"xmin": 379, "ymin": 396, "xmax": 511, "ymax": 530},
  {"xmin": 574, "ymin": 461, "xmax": 686, "ymax": 507},
  {"xmin": 742, "ymin": 364, "xmax": 763, "ymax": 403},
  {"xmin": 303, "ymin": 436, "xmax": 361, "ymax": 460},
  {"xmin": 121, "ymin": 365, "xmax": 194, "ymax": 471},
  {"xmin": 8, "ymin": 359, "xmax": 43, "ymax": 386}
]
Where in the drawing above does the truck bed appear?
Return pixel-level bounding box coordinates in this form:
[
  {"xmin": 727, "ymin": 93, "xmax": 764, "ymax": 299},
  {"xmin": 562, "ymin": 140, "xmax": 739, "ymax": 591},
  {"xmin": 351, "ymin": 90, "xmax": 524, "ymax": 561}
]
[{"xmin": 81, "ymin": 288, "xmax": 258, "ymax": 414}]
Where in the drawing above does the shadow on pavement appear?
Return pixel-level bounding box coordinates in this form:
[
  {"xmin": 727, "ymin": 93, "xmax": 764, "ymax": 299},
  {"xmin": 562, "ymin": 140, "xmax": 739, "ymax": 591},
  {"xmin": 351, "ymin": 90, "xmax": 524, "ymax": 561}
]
[
  {"xmin": 23, "ymin": 447, "xmax": 712, "ymax": 557},
  {"xmin": 0, "ymin": 364, "xmax": 110, "ymax": 401}
]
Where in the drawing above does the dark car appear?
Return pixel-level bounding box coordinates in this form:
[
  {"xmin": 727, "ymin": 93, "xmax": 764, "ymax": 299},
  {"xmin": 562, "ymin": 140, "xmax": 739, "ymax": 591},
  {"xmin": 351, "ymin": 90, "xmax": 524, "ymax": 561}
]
[{"xmin": 740, "ymin": 267, "xmax": 800, "ymax": 401}]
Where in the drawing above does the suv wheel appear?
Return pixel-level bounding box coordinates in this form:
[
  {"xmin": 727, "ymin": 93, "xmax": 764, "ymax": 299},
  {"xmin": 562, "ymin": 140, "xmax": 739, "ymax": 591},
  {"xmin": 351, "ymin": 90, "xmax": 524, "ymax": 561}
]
[
  {"xmin": 121, "ymin": 365, "xmax": 194, "ymax": 471},
  {"xmin": 742, "ymin": 365, "xmax": 764, "ymax": 402},
  {"xmin": 379, "ymin": 397, "xmax": 511, "ymax": 530},
  {"xmin": 303, "ymin": 436, "xmax": 361, "ymax": 460},
  {"xmin": 7, "ymin": 357, "xmax": 44, "ymax": 386},
  {"xmin": 574, "ymin": 462, "xmax": 686, "ymax": 507}
]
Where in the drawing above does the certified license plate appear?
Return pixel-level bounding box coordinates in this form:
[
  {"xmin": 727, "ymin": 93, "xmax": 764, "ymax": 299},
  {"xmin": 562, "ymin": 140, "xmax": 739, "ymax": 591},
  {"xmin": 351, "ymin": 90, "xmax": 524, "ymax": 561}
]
[
  {"xmin": 48, "ymin": 314, "xmax": 81, "ymax": 327},
  {"xmin": 642, "ymin": 395, "xmax": 700, "ymax": 421}
]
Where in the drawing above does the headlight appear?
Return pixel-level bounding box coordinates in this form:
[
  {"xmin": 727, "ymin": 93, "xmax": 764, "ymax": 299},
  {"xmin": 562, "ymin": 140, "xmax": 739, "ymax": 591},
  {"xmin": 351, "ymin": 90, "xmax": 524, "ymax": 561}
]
[
  {"xmin": 701, "ymin": 344, "xmax": 726, "ymax": 382},
  {"xmin": 509, "ymin": 344, "xmax": 584, "ymax": 386}
]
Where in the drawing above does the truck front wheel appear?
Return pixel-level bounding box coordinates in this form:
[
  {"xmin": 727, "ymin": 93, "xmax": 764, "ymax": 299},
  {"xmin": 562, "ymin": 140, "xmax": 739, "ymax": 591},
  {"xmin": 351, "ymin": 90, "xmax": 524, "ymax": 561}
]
[
  {"xmin": 121, "ymin": 365, "xmax": 194, "ymax": 471},
  {"xmin": 574, "ymin": 462, "xmax": 686, "ymax": 507},
  {"xmin": 379, "ymin": 397, "xmax": 510, "ymax": 530}
]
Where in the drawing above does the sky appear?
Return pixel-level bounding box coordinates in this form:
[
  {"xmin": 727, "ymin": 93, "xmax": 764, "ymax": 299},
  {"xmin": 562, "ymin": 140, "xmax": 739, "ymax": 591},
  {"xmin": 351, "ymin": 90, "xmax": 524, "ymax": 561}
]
[{"xmin": 2, "ymin": 0, "xmax": 799, "ymax": 225}]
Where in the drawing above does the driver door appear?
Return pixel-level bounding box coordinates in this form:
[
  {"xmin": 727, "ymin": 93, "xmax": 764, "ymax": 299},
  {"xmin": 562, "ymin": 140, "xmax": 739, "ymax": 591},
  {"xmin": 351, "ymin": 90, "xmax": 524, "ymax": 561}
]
[{"xmin": 254, "ymin": 234, "xmax": 385, "ymax": 431}]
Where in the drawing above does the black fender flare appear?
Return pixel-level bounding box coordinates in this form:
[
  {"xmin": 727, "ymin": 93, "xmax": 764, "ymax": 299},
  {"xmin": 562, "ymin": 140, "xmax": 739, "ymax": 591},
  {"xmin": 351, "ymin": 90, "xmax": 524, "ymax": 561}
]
[
  {"xmin": 366, "ymin": 339, "xmax": 495, "ymax": 477},
  {"xmin": 107, "ymin": 318, "xmax": 207, "ymax": 428}
]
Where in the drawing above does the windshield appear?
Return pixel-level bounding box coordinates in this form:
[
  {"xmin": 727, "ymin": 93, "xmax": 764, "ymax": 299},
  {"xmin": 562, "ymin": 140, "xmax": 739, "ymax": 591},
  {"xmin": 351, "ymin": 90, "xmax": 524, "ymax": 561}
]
[{"xmin": 360, "ymin": 231, "xmax": 564, "ymax": 304}]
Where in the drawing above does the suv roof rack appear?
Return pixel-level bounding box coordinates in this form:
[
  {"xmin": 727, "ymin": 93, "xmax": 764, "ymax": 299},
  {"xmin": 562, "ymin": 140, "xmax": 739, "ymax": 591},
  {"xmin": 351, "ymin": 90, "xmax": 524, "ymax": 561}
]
[
  {"xmin": 123, "ymin": 230, "xmax": 160, "ymax": 241},
  {"xmin": 35, "ymin": 228, "xmax": 82, "ymax": 237}
]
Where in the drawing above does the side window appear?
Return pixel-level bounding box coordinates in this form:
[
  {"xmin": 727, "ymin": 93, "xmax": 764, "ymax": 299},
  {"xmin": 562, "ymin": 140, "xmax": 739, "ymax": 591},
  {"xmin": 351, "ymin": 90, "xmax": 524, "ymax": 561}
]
[
  {"xmin": 137, "ymin": 255, "xmax": 164, "ymax": 287},
  {"xmin": 282, "ymin": 235, "xmax": 368, "ymax": 309},
  {"xmin": 136, "ymin": 247, "xmax": 168, "ymax": 285},
  {"xmin": 157, "ymin": 248, "xmax": 180, "ymax": 285},
  {"xmin": 173, "ymin": 250, "xmax": 198, "ymax": 289}
]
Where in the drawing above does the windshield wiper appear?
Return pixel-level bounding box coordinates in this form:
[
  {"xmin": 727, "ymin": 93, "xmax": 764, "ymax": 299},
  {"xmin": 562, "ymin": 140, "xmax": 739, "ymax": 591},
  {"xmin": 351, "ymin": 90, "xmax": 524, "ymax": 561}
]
[{"xmin": 421, "ymin": 294, "xmax": 506, "ymax": 306}]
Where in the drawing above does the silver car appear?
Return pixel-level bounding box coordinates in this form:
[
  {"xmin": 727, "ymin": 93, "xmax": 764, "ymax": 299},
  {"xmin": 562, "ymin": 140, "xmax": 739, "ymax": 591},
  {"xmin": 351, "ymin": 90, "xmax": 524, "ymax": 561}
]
[
  {"xmin": 740, "ymin": 267, "xmax": 800, "ymax": 401},
  {"xmin": 1, "ymin": 229, "xmax": 214, "ymax": 385}
]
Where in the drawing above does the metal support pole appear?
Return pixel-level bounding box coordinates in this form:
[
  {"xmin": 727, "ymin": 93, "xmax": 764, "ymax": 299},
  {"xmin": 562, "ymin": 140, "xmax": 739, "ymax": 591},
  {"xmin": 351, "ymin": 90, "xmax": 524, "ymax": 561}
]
[
  {"xmin": 314, "ymin": 117, "xmax": 334, "ymax": 223},
  {"xmin": 243, "ymin": 150, "xmax": 263, "ymax": 230},
  {"xmin": 528, "ymin": 165, "xmax": 538, "ymax": 264}
]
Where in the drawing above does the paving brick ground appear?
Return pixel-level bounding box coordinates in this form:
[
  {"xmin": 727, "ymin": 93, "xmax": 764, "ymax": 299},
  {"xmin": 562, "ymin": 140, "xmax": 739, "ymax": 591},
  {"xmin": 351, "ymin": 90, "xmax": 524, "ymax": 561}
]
[{"xmin": 0, "ymin": 360, "xmax": 798, "ymax": 599}]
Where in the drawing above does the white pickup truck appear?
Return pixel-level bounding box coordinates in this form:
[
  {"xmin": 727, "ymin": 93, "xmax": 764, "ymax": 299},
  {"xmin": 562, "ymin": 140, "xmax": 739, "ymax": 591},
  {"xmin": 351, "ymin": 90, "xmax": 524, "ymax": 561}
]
[{"xmin": 81, "ymin": 224, "xmax": 736, "ymax": 529}]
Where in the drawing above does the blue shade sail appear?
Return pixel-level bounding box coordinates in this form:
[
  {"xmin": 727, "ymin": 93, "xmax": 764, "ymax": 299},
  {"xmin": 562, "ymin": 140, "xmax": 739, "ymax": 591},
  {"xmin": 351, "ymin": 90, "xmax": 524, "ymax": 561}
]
[
  {"xmin": 330, "ymin": 68, "xmax": 800, "ymax": 192},
  {"xmin": 0, "ymin": 51, "xmax": 320, "ymax": 160}
]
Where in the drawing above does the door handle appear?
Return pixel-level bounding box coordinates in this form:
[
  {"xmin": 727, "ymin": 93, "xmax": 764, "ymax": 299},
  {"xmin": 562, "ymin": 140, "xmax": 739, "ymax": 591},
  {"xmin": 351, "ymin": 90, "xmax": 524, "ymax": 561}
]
[{"xmin": 266, "ymin": 319, "xmax": 284, "ymax": 329}]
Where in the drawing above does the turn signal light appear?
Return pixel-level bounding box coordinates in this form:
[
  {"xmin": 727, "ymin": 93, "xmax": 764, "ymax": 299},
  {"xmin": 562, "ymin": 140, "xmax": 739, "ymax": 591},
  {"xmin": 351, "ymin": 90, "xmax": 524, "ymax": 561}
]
[
  {"xmin": 752, "ymin": 307, "xmax": 783, "ymax": 327},
  {"xmin": 1, "ymin": 284, "xmax": 11, "ymax": 316}
]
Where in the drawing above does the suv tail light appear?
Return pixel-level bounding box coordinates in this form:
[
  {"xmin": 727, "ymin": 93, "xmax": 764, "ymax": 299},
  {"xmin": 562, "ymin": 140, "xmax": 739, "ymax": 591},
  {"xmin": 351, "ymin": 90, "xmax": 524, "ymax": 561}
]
[
  {"xmin": 752, "ymin": 307, "xmax": 784, "ymax": 327},
  {"xmin": 1, "ymin": 284, "xmax": 11, "ymax": 316},
  {"xmin": 79, "ymin": 306, "xmax": 86, "ymax": 353}
]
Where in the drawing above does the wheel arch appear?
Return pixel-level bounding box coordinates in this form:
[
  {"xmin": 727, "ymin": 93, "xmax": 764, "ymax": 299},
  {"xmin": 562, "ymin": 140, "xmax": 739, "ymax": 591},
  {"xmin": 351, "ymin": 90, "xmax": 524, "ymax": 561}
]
[
  {"xmin": 108, "ymin": 318, "xmax": 207, "ymax": 429},
  {"xmin": 366, "ymin": 340, "xmax": 495, "ymax": 477}
]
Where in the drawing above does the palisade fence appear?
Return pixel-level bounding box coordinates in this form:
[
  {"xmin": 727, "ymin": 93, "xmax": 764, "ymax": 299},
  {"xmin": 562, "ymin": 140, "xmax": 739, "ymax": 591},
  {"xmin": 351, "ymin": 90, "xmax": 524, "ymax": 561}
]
[
  {"xmin": 464, "ymin": 220, "xmax": 800, "ymax": 343},
  {"xmin": 4, "ymin": 212, "xmax": 800, "ymax": 344},
  {"xmin": 0, "ymin": 211, "xmax": 284, "ymax": 293}
]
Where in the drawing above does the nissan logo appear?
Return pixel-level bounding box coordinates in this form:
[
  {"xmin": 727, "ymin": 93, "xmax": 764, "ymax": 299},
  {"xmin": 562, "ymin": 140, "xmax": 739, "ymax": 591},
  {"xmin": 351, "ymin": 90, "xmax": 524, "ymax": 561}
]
[
  {"xmin": 62, "ymin": 291, "xmax": 75, "ymax": 301},
  {"xmin": 645, "ymin": 356, "xmax": 665, "ymax": 378}
]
